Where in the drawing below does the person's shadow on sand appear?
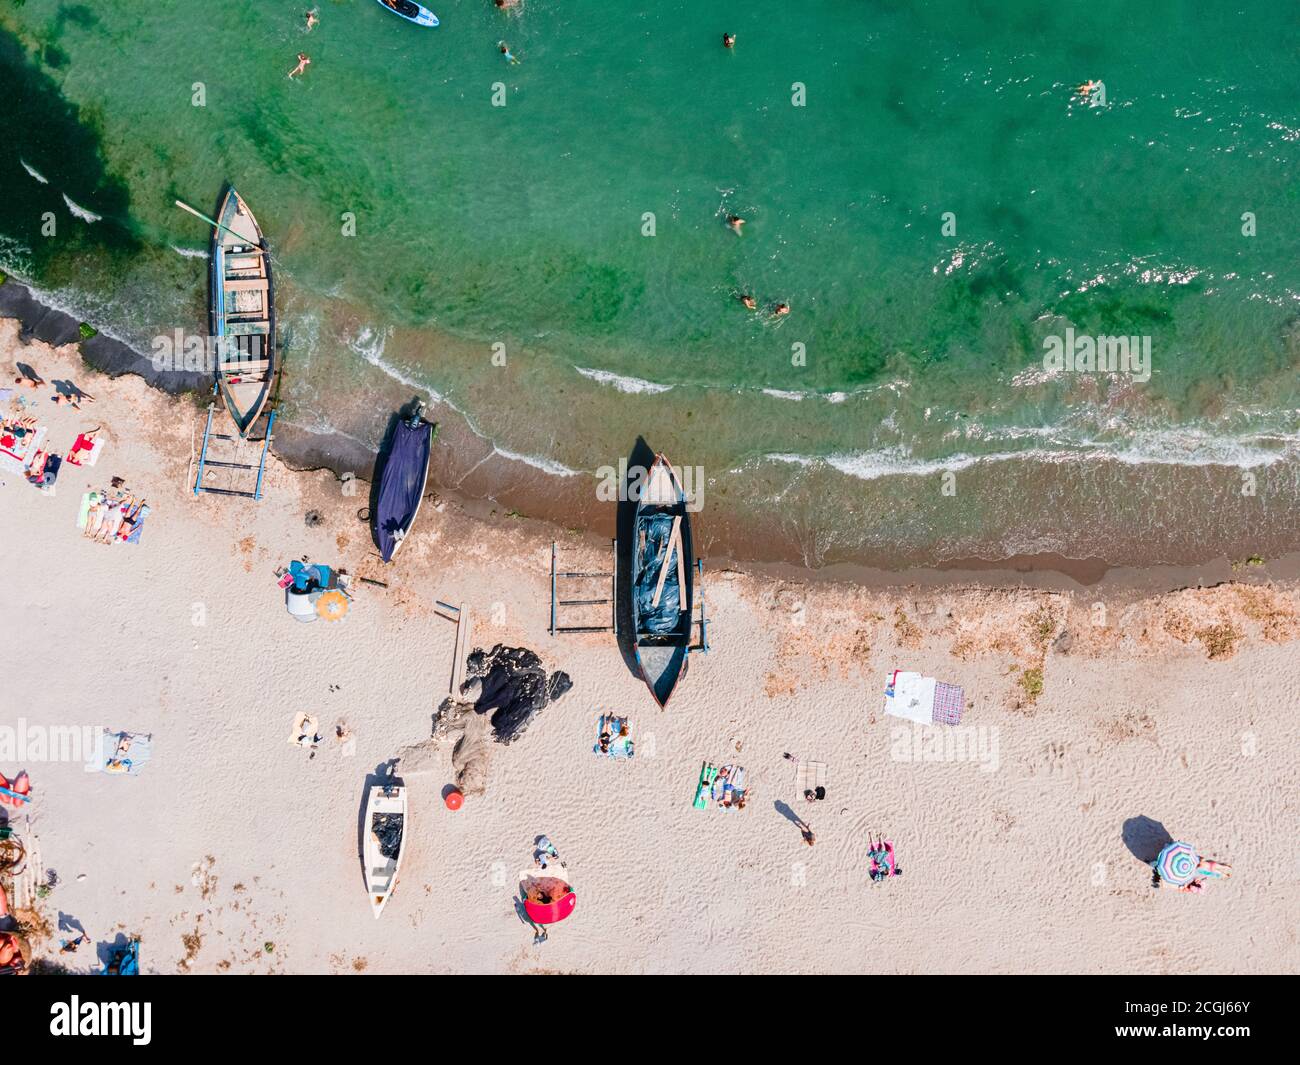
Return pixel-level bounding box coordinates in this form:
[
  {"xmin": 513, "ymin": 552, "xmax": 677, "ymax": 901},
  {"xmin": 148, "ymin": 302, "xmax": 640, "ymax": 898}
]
[
  {"xmin": 1122, "ymin": 815, "xmax": 1173, "ymax": 864},
  {"xmin": 773, "ymin": 799, "xmax": 809, "ymax": 833}
]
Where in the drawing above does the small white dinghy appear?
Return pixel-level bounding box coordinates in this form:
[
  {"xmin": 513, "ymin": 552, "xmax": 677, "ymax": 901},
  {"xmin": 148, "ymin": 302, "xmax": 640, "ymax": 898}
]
[{"xmin": 364, "ymin": 784, "xmax": 407, "ymax": 918}]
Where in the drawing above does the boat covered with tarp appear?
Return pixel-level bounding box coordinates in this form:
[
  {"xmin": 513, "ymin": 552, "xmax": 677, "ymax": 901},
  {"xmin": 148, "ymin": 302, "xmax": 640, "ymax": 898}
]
[
  {"xmin": 374, "ymin": 404, "xmax": 436, "ymax": 562},
  {"xmin": 631, "ymin": 454, "xmax": 694, "ymax": 707}
]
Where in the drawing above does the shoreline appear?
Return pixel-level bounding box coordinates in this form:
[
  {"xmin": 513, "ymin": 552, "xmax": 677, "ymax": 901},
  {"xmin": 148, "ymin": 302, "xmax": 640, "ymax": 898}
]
[
  {"xmin": 3, "ymin": 274, "xmax": 1297, "ymax": 594},
  {"xmin": 4, "ymin": 320, "xmax": 1297, "ymax": 974}
]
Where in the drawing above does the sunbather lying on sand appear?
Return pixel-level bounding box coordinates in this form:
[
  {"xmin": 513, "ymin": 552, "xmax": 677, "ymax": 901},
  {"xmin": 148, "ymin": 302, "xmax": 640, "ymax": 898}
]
[
  {"xmin": 0, "ymin": 882, "xmax": 31, "ymax": 975},
  {"xmin": 1177, "ymin": 857, "xmax": 1233, "ymax": 893}
]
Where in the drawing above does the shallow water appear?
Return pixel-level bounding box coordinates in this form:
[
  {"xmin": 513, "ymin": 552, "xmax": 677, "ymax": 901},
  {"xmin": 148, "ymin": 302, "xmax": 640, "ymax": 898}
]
[{"xmin": 2, "ymin": 1, "xmax": 1298, "ymax": 565}]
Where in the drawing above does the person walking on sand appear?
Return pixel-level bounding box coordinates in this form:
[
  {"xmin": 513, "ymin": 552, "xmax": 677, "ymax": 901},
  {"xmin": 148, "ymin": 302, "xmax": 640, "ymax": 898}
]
[{"xmin": 288, "ymin": 53, "xmax": 311, "ymax": 78}]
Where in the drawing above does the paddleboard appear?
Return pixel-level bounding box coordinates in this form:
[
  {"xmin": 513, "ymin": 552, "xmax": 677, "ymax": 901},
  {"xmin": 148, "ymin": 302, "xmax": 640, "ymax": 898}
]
[{"xmin": 373, "ymin": 0, "xmax": 439, "ymax": 27}]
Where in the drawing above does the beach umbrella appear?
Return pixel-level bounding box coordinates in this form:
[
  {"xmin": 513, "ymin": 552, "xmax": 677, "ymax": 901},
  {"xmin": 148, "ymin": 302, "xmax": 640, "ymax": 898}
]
[
  {"xmin": 1155, "ymin": 841, "xmax": 1199, "ymax": 887},
  {"xmin": 316, "ymin": 590, "xmax": 349, "ymax": 622}
]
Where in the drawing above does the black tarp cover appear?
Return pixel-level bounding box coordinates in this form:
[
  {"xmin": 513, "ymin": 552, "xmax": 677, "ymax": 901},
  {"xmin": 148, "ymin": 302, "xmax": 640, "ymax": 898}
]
[
  {"xmin": 372, "ymin": 812, "xmax": 404, "ymax": 860},
  {"xmin": 376, "ymin": 419, "xmax": 432, "ymax": 562},
  {"xmin": 635, "ymin": 513, "xmax": 682, "ymax": 634},
  {"xmin": 461, "ymin": 645, "xmax": 573, "ymax": 745}
]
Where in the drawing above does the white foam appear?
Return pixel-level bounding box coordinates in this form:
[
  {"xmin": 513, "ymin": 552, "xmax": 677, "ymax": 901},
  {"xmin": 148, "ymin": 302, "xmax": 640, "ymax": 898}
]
[
  {"xmin": 20, "ymin": 160, "xmax": 48, "ymax": 184},
  {"xmin": 62, "ymin": 195, "xmax": 102, "ymax": 223},
  {"xmin": 574, "ymin": 366, "xmax": 674, "ymax": 394},
  {"xmin": 490, "ymin": 445, "xmax": 581, "ymax": 478},
  {"xmin": 762, "ymin": 429, "xmax": 1296, "ymax": 481},
  {"xmin": 171, "ymin": 246, "xmax": 208, "ymax": 259}
]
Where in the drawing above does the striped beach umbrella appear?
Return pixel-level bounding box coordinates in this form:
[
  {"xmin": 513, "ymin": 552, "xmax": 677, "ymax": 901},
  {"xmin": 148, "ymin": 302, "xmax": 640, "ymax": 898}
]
[{"xmin": 1155, "ymin": 841, "xmax": 1199, "ymax": 887}]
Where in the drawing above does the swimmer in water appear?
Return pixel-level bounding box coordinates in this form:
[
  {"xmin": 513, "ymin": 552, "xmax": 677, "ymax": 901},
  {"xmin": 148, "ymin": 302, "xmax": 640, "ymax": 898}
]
[
  {"xmin": 499, "ymin": 41, "xmax": 520, "ymax": 64},
  {"xmin": 726, "ymin": 214, "xmax": 745, "ymax": 234},
  {"xmin": 495, "ymin": 0, "xmax": 521, "ymax": 8},
  {"xmin": 723, "ymin": 33, "xmax": 736, "ymax": 49},
  {"xmin": 737, "ymin": 293, "xmax": 757, "ymax": 311},
  {"xmin": 288, "ymin": 53, "xmax": 311, "ymax": 79},
  {"xmin": 773, "ymin": 302, "xmax": 791, "ymax": 317},
  {"xmin": 305, "ymin": 9, "xmax": 319, "ymax": 31},
  {"xmin": 1076, "ymin": 79, "xmax": 1102, "ymax": 99}
]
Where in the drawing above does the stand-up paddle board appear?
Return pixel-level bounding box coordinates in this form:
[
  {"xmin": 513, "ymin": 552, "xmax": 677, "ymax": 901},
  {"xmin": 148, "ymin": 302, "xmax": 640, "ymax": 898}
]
[{"xmin": 373, "ymin": 0, "xmax": 439, "ymax": 27}]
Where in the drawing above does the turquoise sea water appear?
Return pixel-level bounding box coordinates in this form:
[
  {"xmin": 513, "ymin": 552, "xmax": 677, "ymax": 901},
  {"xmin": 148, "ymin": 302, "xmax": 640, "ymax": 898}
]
[{"xmin": 2, "ymin": 1, "xmax": 1298, "ymax": 566}]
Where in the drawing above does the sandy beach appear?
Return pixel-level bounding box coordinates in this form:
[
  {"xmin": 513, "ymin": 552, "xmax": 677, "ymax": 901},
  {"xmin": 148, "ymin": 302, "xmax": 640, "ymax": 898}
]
[{"xmin": 2, "ymin": 322, "xmax": 1297, "ymax": 975}]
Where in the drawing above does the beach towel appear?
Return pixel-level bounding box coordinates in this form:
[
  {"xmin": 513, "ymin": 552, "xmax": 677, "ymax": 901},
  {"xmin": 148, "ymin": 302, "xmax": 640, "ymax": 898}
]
[
  {"xmin": 31, "ymin": 452, "xmax": 60, "ymax": 493},
  {"xmin": 932, "ymin": 682, "xmax": 965, "ymax": 726},
  {"xmin": 77, "ymin": 491, "xmax": 98, "ymax": 530},
  {"xmin": 692, "ymin": 763, "xmax": 718, "ymax": 809},
  {"xmin": 713, "ymin": 764, "xmax": 746, "ymax": 808},
  {"xmin": 593, "ymin": 713, "xmax": 634, "ymax": 759},
  {"xmin": 288, "ymin": 712, "xmax": 320, "ymax": 749},
  {"xmin": 122, "ymin": 514, "xmax": 147, "ymax": 545},
  {"xmin": 885, "ymin": 671, "xmax": 936, "ymax": 725},
  {"xmin": 65, "ymin": 433, "xmax": 104, "ymax": 467},
  {"xmin": 100, "ymin": 730, "xmax": 152, "ymax": 776},
  {"xmin": 868, "ymin": 840, "xmax": 899, "ymax": 882},
  {"xmin": 795, "ymin": 759, "xmax": 828, "ymax": 797},
  {"xmin": 0, "ymin": 425, "xmax": 46, "ymax": 474}
]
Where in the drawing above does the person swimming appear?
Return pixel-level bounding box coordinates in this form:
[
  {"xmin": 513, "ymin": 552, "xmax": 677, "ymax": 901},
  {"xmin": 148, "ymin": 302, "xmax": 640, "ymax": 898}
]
[
  {"xmin": 737, "ymin": 293, "xmax": 757, "ymax": 310},
  {"xmin": 305, "ymin": 8, "xmax": 319, "ymax": 31},
  {"xmin": 499, "ymin": 41, "xmax": 520, "ymax": 64},
  {"xmin": 1076, "ymin": 79, "xmax": 1102, "ymax": 98},
  {"xmin": 773, "ymin": 302, "xmax": 791, "ymax": 317},
  {"xmin": 288, "ymin": 53, "xmax": 311, "ymax": 78},
  {"xmin": 722, "ymin": 33, "xmax": 736, "ymax": 48},
  {"xmin": 726, "ymin": 214, "xmax": 745, "ymax": 233}
]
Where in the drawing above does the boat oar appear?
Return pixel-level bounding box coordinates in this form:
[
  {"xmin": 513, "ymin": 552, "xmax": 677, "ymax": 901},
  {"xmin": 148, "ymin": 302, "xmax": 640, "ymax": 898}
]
[{"xmin": 174, "ymin": 199, "xmax": 265, "ymax": 251}]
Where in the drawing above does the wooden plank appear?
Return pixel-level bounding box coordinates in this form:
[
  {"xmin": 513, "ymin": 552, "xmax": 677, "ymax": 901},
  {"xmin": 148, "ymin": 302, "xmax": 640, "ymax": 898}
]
[
  {"xmin": 675, "ymin": 522, "xmax": 687, "ymax": 612},
  {"xmin": 450, "ymin": 603, "xmax": 472, "ymax": 695}
]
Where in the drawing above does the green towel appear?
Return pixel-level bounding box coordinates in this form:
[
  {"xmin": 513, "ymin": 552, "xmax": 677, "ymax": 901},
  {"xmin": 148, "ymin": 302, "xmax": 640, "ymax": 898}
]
[{"xmin": 692, "ymin": 763, "xmax": 718, "ymax": 810}]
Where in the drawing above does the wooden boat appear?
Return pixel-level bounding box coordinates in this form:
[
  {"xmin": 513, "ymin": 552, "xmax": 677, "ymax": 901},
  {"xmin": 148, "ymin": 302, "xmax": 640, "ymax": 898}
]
[
  {"xmin": 209, "ymin": 186, "xmax": 275, "ymax": 437},
  {"xmin": 631, "ymin": 454, "xmax": 695, "ymax": 707},
  {"xmin": 363, "ymin": 784, "xmax": 407, "ymax": 918},
  {"xmin": 374, "ymin": 403, "xmax": 436, "ymax": 563}
]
